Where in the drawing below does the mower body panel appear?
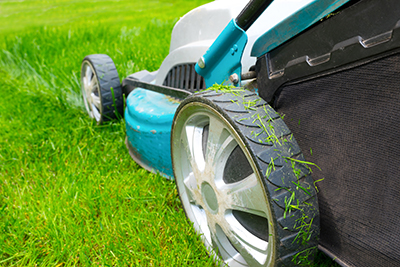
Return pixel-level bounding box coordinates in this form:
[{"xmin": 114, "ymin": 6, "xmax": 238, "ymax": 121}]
[
  {"xmin": 125, "ymin": 89, "xmax": 179, "ymax": 178},
  {"xmin": 155, "ymin": 0, "xmax": 247, "ymax": 86}
]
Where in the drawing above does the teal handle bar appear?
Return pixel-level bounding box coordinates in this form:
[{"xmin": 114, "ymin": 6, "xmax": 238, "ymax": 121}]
[{"xmin": 195, "ymin": 0, "xmax": 274, "ymax": 87}]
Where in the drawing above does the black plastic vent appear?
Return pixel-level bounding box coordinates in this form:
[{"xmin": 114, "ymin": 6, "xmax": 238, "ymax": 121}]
[{"xmin": 163, "ymin": 63, "xmax": 206, "ymax": 92}]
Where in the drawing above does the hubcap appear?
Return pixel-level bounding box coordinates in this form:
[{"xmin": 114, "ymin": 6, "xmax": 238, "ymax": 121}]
[
  {"xmin": 81, "ymin": 61, "xmax": 102, "ymax": 121},
  {"xmin": 172, "ymin": 103, "xmax": 275, "ymax": 267}
]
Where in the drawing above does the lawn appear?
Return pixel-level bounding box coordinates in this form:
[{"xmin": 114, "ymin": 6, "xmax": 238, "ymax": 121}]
[{"xmin": 0, "ymin": 0, "xmax": 338, "ymax": 266}]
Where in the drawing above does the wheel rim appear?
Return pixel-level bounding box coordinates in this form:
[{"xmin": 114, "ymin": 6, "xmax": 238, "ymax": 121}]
[
  {"xmin": 172, "ymin": 102, "xmax": 276, "ymax": 267},
  {"xmin": 81, "ymin": 61, "xmax": 102, "ymax": 121}
]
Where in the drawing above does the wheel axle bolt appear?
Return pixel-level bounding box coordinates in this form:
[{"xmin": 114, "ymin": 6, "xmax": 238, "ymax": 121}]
[
  {"xmin": 197, "ymin": 56, "xmax": 206, "ymax": 69},
  {"xmin": 229, "ymin": 73, "xmax": 239, "ymax": 84}
]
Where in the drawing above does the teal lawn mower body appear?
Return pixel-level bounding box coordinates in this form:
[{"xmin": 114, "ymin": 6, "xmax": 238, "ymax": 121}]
[
  {"xmin": 122, "ymin": 0, "xmax": 350, "ymax": 179},
  {"xmin": 125, "ymin": 88, "xmax": 179, "ymax": 178}
]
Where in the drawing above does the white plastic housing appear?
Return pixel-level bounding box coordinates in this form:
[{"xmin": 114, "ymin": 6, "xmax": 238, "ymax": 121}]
[{"xmin": 155, "ymin": 0, "xmax": 314, "ymax": 85}]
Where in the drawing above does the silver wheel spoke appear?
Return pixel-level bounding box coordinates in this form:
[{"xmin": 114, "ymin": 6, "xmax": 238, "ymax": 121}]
[
  {"xmin": 224, "ymin": 173, "xmax": 268, "ymax": 217},
  {"xmin": 85, "ymin": 79, "xmax": 92, "ymax": 96},
  {"xmin": 193, "ymin": 206, "xmax": 211, "ymax": 244},
  {"xmin": 211, "ymin": 225, "xmax": 232, "ymax": 261},
  {"xmin": 225, "ymin": 222, "xmax": 268, "ymax": 267},
  {"xmin": 181, "ymin": 126, "xmax": 199, "ymax": 172},
  {"xmin": 82, "ymin": 77, "xmax": 90, "ymax": 102},
  {"xmin": 86, "ymin": 65, "xmax": 92, "ymax": 84},
  {"xmin": 91, "ymin": 103, "xmax": 101, "ymax": 121},
  {"xmin": 205, "ymin": 116, "xmax": 229, "ymax": 163},
  {"xmin": 213, "ymin": 135, "xmax": 237, "ymax": 187},
  {"xmin": 83, "ymin": 76, "xmax": 89, "ymax": 92},
  {"xmin": 214, "ymin": 135, "xmax": 236, "ymax": 164},
  {"xmin": 91, "ymin": 93, "xmax": 101, "ymax": 109},
  {"xmin": 184, "ymin": 173, "xmax": 199, "ymax": 205},
  {"xmin": 212, "ymin": 224, "xmax": 248, "ymax": 267},
  {"xmin": 89, "ymin": 79, "xmax": 98, "ymax": 97}
]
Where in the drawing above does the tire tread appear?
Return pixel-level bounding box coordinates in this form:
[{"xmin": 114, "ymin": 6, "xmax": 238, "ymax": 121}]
[{"xmin": 197, "ymin": 90, "xmax": 320, "ymax": 266}]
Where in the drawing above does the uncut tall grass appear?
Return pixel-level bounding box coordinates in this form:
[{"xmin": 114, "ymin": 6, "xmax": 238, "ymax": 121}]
[{"xmin": 0, "ymin": 0, "xmax": 338, "ymax": 266}]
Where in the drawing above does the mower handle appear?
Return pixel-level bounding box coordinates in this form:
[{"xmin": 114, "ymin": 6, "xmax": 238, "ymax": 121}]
[
  {"xmin": 195, "ymin": 0, "xmax": 274, "ymax": 86},
  {"xmin": 236, "ymin": 0, "xmax": 274, "ymax": 31}
]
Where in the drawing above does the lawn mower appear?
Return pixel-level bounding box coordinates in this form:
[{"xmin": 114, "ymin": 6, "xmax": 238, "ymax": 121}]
[{"xmin": 80, "ymin": 0, "xmax": 400, "ymax": 266}]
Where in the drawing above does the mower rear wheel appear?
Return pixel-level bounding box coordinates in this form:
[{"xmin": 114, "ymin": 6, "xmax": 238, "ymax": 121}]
[
  {"xmin": 80, "ymin": 54, "xmax": 123, "ymax": 124},
  {"xmin": 171, "ymin": 90, "xmax": 320, "ymax": 266}
]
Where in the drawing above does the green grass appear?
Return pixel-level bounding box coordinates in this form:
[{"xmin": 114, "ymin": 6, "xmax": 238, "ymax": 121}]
[
  {"xmin": 0, "ymin": 0, "xmax": 339, "ymax": 266},
  {"xmin": 0, "ymin": 83, "xmax": 217, "ymax": 266}
]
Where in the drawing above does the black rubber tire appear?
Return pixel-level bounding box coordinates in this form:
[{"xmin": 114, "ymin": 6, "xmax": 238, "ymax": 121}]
[
  {"xmin": 80, "ymin": 54, "xmax": 123, "ymax": 124},
  {"xmin": 171, "ymin": 89, "xmax": 320, "ymax": 266}
]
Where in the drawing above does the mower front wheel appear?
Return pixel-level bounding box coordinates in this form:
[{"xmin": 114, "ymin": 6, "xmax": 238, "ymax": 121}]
[
  {"xmin": 80, "ymin": 54, "xmax": 123, "ymax": 124},
  {"xmin": 171, "ymin": 89, "xmax": 320, "ymax": 266}
]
